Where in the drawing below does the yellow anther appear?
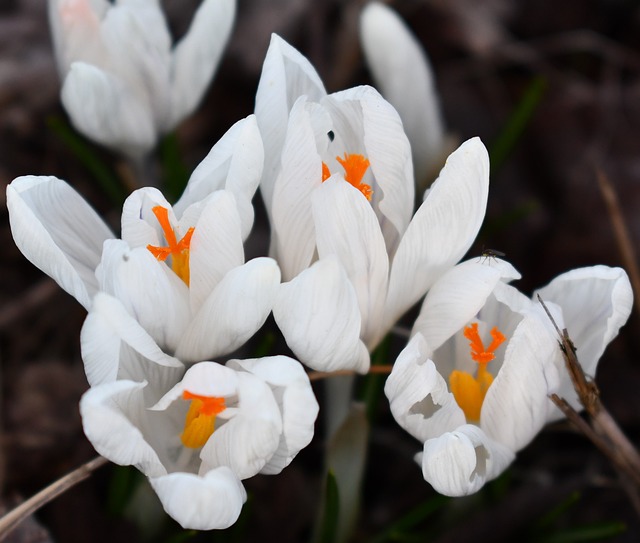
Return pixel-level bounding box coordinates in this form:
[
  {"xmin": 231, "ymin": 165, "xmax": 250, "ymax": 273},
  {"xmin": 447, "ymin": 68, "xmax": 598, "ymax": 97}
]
[
  {"xmin": 449, "ymin": 323, "xmax": 505, "ymax": 422},
  {"xmin": 181, "ymin": 391, "xmax": 226, "ymax": 449}
]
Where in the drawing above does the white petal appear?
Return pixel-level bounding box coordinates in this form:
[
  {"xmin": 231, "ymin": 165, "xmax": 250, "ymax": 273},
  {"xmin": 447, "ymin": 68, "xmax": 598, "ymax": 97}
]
[
  {"xmin": 200, "ymin": 372, "xmax": 282, "ymax": 479},
  {"xmin": 360, "ymin": 2, "xmax": 445, "ymax": 186},
  {"xmin": 312, "ymin": 175, "xmax": 389, "ymax": 348},
  {"xmin": 254, "ymin": 34, "xmax": 326, "ymax": 214},
  {"xmin": 96, "ymin": 240, "xmax": 191, "ymax": 352},
  {"xmin": 99, "ymin": 2, "xmax": 173, "ymax": 129},
  {"xmin": 323, "ymin": 85, "xmax": 414, "ymax": 251},
  {"xmin": 168, "ymin": 0, "xmax": 236, "ymax": 129},
  {"xmin": 187, "ymin": 191, "xmax": 245, "ymax": 314},
  {"xmin": 412, "ymin": 259, "xmax": 519, "ymax": 351},
  {"xmin": 175, "ymin": 258, "xmax": 281, "ymax": 363},
  {"xmin": 81, "ymin": 293, "xmax": 183, "ymax": 387},
  {"xmin": 61, "ymin": 62, "xmax": 157, "ymax": 158},
  {"xmin": 153, "ymin": 361, "xmax": 240, "ymax": 410},
  {"xmin": 6, "ymin": 175, "xmax": 113, "ymax": 309},
  {"xmin": 534, "ymin": 266, "xmax": 633, "ymax": 392},
  {"xmin": 120, "ymin": 187, "xmax": 173, "ymax": 249},
  {"xmin": 273, "ymin": 257, "xmax": 370, "ymax": 373},
  {"xmin": 80, "ymin": 380, "xmax": 165, "ymax": 477},
  {"xmin": 271, "ymin": 97, "xmax": 323, "ymax": 280},
  {"xmin": 49, "ymin": 0, "xmax": 110, "ymax": 75},
  {"xmin": 385, "ymin": 334, "xmax": 466, "ymax": 442},
  {"xmin": 481, "ymin": 314, "xmax": 560, "ymax": 451},
  {"xmin": 385, "ymin": 138, "xmax": 490, "ymax": 329},
  {"xmin": 174, "ymin": 115, "xmax": 263, "ymax": 240},
  {"xmin": 228, "ymin": 356, "xmax": 319, "ymax": 474},
  {"xmin": 149, "ymin": 468, "xmax": 246, "ymax": 530},
  {"xmin": 421, "ymin": 424, "xmax": 514, "ymax": 496}
]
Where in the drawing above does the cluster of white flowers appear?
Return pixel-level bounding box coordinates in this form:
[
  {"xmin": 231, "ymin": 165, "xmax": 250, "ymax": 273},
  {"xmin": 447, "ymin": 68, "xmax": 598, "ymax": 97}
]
[{"xmin": 5, "ymin": 0, "xmax": 634, "ymax": 532}]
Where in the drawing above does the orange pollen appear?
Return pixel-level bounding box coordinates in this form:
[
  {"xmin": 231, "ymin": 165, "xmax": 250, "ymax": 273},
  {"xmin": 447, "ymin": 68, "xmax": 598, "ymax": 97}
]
[
  {"xmin": 181, "ymin": 390, "xmax": 227, "ymax": 449},
  {"xmin": 463, "ymin": 322, "xmax": 506, "ymax": 364},
  {"xmin": 449, "ymin": 323, "xmax": 506, "ymax": 422},
  {"xmin": 146, "ymin": 205, "xmax": 194, "ymax": 285},
  {"xmin": 322, "ymin": 153, "xmax": 373, "ymax": 201}
]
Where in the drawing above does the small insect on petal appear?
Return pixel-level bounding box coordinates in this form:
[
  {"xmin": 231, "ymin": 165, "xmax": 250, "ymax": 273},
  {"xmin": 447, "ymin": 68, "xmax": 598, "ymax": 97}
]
[{"xmin": 479, "ymin": 246, "xmax": 506, "ymax": 264}]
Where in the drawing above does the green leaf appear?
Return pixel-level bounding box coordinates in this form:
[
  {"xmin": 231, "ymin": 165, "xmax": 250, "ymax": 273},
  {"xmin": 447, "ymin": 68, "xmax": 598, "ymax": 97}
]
[
  {"xmin": 106, "ymin": 465, "xmax": 142, "ymax": 516},
  {"xmin": 47, "ymin": 116, "xmax": 127, "ymax": 205},
  {"xmin": 361, "ymin": 336, "xmax": 391, "ymax": 423},
  {"xmin": 536, "ymin": 491, "xmax": 581, "ymax": 529},
  {"xmin": 318, "ymin": 471, "xmax": 340, "ymax": 543},
  {"xmin": 159, "ymin": 132, "xmax": 191, "ymax": 202},
  {"xmin": 370, "ymin": 495, "xmax": 450, "ymax": 543},
  {"xmin": 489, "ymin": 76, "xmax": 547, "ymax": 173},
  {"xmin": 538, "ymin": 521, "xmax": 627, "ymax": 543}
]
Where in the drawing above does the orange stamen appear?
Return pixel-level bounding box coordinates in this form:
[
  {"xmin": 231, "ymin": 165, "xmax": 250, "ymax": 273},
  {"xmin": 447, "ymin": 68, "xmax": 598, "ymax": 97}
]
[
  {"xmin": 146, "ymin": 206, "xmax": 194, "ymax": 285},
  {"xmin": 322, "ymin": 162, "xmax": 331, "ymax": 182},
  {"xmin": 449, "ymin": 323, "xmax": 506, "ymax": 422},
  {"xmin": 463, "ymin": 323, "xmax": 505, "ymax": 364},
  {"xmin": 181, "ymin": 390, "xmax": 227, "ymax": 449},
  {"xmin": 322, "ymin": 153, "xmax": 373, "ymax": 201}
]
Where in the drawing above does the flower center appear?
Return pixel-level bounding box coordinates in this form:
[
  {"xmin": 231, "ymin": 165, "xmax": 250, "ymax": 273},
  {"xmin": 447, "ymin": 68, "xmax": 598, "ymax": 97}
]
[
  {"xmin": 322, "ymin": 153, "xmax": 373, "ymax": 201},
  {"xmin": 147, "ymin": 206, "xmax": 194, "ymax": 285},
  {"xmin": 449, "ymin": 323, "xmax": 506, "ymax": 422},
  {"xmin": 181, "ymin": 390, "xmax": 227, "ymax": 449}
]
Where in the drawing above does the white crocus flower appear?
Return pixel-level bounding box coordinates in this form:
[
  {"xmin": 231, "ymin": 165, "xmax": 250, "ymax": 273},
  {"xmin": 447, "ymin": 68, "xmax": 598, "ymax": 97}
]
[
  {"xmin": 386, "ymin": 259, "xmax": 632, "ymax": 496},
  {"xmin": 49, "ymin": 0, "xmax": 236, "ymax": 158},
  {"xmin": 255, "ymin": 36, "xmax": 489, "ymax": 374},
  {"xmin": 7, "ymin": 116, "xmax": 279, "ymax": 383},
  {"xmin": 80, "ymin": 311, "xmax": 319, "ymax": 531},
  {"xmin": 360, "ymin": 2, "xmax": 447, "ymax": 189}
]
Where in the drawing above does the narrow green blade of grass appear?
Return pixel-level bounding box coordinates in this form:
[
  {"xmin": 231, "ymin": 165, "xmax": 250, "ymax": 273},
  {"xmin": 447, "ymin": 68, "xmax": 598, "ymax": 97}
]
[
  {"xmin": 536, "ymin": 492, "xmax": 582, "ymax": 529},
  {"xmin": 47, "ymin": 116, "xmax": 127, "ymax": 205},
  {"xmin": 539, "ymin": 521, "xmax": 627, "ymax": 543},
  {"xmin": 317, "ymin": 471, "xmax": 340, "ymax": 543},
  {"xmin": 370, "ymin": 495, "xmax": 450, "ymax": 543},
  {"xmin": 489, "ymin": 76, "xmax": 547, "ymax": 174},
  {"xmin": 160, "ymin": 132, "xmax": 191, "ymax": 202}
]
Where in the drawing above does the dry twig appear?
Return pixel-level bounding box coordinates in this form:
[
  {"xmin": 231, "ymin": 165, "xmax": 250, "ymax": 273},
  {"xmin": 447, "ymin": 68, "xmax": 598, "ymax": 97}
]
[
  {"xmin": 596, "ymin": 168, "xmax": 640, "ymax": 316},
  {"xmin": 0, "ymin": 456, "xmax": 108, "ymax": 542},
  {"xmin": 538, "ymin": 295, "xmax": 640, "ymax": 513}
]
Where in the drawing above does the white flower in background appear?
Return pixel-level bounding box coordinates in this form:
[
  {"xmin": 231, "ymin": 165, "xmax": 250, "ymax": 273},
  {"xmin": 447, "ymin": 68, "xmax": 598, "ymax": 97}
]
[
  {"xmin": 49, "ymin": 0, "xmax": 236, "ymax": 158},
  {"xmin": 6, "ymin": 116, "xmax": 279, "ymax": 384},
  {"xmin": 80, "ymin": 319, "xmax": 319, "ymax": 531},
  {"xmin": 254, "ymin": 36, "xmax": 489, "ymax": 374},
  {"xmin": 360, "ymin": 2, "xmax": 448, "ymax": 190},
  {"xmin": 385, "ymin": 259, "xmax": 632, "ymax": 496}
]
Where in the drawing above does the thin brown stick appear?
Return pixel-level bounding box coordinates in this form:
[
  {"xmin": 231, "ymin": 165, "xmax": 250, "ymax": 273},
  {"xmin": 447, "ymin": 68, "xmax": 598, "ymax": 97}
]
[
  {"xmin": 308, "ymin": 365, "xmax": 393, "ymax": 382},
  {"xmin": 538, "ymin": 296, "xmax": 640, "ymax": 507},
  {"xmin": 596, "ymin": 168, "xmax": 640, "ymax": 316},
  {"xmin": 0, "ymin": 456, "xmax": 108, "ymax": 541}
]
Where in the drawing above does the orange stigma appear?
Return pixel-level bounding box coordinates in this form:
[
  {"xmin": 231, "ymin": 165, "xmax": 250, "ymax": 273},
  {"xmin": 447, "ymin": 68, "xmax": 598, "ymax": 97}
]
[
  {"xmin": 449, "ymin": 323, "xmax": 506, "ymax": 422},
  {"xmin": 147, "ymin": 206, "xmax": 194, "ymax": 285},
  {"xmin": 322, "ymin": 153, "xmax": 373, "ymax": 201},
  {"xmin": 181, "ymin": 390, "xmax": 227, "ymax": 449}
]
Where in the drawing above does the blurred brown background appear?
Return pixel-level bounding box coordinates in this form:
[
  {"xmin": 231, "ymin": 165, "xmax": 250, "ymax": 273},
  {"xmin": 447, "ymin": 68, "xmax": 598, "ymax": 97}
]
[{"xmin": 2, "ymin": 0, "xmax": 640, "ymax": 541}]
